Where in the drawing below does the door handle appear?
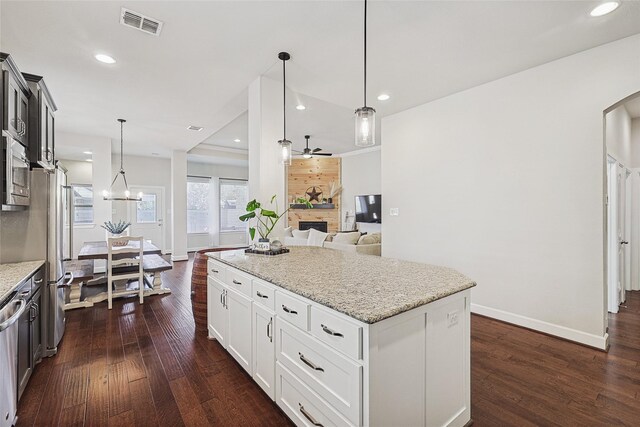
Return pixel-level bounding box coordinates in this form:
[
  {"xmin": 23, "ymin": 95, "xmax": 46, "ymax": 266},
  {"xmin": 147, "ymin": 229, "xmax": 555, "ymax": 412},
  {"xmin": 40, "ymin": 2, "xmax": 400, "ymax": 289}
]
[
  {"xmin": 0, "ymin": 299, "xmax": 27, "ymax": 331},
  {"xmin": 267, "ymin": 318, "xmax": 273, "ymax": 342},
  {"xmin": 621, "ymin": 241, "xmax": 629, "ymax": 245}
]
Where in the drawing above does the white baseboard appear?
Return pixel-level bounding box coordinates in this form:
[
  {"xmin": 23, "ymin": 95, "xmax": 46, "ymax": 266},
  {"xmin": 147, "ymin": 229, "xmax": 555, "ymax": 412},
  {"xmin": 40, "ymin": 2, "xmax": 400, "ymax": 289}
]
[
  {"xmin": 471, "ymin": 303, "xmax": 609, "ymax": 350},
  {"xmin": 171, "ymin": 254, "xmax": 189, "ymax": 262}
]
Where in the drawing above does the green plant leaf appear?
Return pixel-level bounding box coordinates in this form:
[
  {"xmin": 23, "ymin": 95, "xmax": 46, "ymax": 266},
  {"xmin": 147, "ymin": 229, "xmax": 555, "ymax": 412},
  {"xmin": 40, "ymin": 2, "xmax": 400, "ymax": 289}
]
[
  {"xmin": 239, "ymin": 212, "xmax": 256, "ymax": 222},
  {"xmin": 261, "ymin": 209, "xmax": 278, "ymax": 218},
  {"xmin": 270, "ymin": 194, "xmax": 277, "ymax": 204},
  {"xmin": 295, "ymin": 197, "xmax": 313, "ymax": 208},
  {"xmin": 249, "ymin": 227, "xmax": 255, "ymax": 240},
  {"xmin": 246, "ymin": 199, "xmax": 261, "ymax": 211}
]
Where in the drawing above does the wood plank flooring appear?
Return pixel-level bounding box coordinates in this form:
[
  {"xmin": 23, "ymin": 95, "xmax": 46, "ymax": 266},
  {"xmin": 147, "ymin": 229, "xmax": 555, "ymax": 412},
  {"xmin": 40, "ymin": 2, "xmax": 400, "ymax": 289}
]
[{"xmin": 17, "ymin": 255, "xmax": 640, "ymax": 426}]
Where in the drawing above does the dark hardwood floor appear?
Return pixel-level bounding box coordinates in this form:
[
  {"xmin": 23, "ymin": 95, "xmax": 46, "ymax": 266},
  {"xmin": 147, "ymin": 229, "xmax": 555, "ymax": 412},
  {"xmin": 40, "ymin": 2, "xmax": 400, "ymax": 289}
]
[{"xmin": 17, "ymin": 255, "xmax": 640, "ymax": 426}]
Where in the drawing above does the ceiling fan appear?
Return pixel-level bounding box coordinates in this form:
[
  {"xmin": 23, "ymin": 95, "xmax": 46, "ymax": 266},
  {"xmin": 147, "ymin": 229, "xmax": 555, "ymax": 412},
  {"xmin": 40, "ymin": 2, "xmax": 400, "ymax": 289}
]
[{"xmin": 294, "ymin": 135, "xmax": 333, "ymax": 159}]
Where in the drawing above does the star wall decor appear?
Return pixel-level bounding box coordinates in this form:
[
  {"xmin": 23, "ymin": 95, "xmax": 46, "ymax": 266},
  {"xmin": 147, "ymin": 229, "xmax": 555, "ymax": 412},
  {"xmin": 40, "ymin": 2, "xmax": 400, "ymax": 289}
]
[{"xmin": 306, "ymin": 186, "xmax": 323, "ymax": 203}]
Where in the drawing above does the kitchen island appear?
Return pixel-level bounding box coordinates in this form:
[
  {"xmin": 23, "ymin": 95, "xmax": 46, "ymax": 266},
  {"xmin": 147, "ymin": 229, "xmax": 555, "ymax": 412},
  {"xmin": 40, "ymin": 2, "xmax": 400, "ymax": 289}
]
[{"xmin": 207, "ymin": 247, "xmax": 476, "ymax": 427}]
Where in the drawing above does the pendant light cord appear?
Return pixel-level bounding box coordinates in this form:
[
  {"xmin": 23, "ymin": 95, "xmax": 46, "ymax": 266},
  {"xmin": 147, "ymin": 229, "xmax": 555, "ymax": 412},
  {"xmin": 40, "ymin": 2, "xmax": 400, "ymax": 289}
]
[
  {"xmin": 282, "ymin": 58, "xmax": 287, "ymax": 141},
  {"xmin": 120, "ymin": 120, "xmax": 124, "ymax": 171},
  {"xmin": 363, "ymin": 0, "xmax": 367, "ymax": 108}
]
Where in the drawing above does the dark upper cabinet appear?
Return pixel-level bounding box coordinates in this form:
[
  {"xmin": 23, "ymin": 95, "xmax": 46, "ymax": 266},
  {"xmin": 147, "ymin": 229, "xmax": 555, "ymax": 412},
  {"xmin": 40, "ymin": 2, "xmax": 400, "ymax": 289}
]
[
  {"xmin": 1, "ymin": 53, "xmax": 31, "ymax": 146},
  {"xmin": 24, "ymin": 73, "xmax": 57, "ymax": 169}
]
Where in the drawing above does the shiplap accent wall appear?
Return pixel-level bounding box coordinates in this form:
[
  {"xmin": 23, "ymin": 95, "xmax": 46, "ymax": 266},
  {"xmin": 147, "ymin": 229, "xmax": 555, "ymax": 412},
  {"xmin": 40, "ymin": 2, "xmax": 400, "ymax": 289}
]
[{"xmin": 287, "ymin": 157, "xmax": 341, "ymax": 232}]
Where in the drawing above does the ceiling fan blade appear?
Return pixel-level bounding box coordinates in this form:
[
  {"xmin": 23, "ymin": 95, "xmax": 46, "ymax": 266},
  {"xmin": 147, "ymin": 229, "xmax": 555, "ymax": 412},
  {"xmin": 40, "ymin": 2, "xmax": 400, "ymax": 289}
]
[
  {"xmin": 292, "ymin": 149, "xmax": 303, "ymax": 154},
  {"xmin": 313, "ymin": 152, "xmax": 333, "ymax": 156},
  {"xmin": 312, "ymin": 147, "xmax": 322, "ymax": 152}
]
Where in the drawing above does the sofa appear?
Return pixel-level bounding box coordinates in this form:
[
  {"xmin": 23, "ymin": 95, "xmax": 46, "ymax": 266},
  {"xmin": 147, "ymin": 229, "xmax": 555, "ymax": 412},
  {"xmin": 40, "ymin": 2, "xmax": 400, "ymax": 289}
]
[{"xmin": 282, "ymin": 228, "xmax": 382, "ymax": 256}]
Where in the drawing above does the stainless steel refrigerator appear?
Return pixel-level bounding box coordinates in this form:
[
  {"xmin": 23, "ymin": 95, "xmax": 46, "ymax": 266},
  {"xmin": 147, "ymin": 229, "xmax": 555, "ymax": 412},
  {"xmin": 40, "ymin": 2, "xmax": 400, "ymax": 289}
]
[{"xmin": 45, "ymin": 165, "xmax": 70, "ymax": 355}]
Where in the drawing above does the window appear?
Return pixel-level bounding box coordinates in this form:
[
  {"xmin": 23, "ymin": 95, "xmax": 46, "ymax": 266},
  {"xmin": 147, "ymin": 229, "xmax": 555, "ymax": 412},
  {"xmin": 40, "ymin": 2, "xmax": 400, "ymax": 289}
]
[
  {"xmin": 220, "ymin": 179, "xmax": 248, "ymax": 232},
  {"xmin": 72, "ymin": 184, "xmax": 94, "ymax": 224},
  {"xmin": 187, "ymin": 177, "xmax": 210, "ymax": 233},
  {"xmin": 136, "ymin": 193, "xmax": 157, "ymax": 223}
]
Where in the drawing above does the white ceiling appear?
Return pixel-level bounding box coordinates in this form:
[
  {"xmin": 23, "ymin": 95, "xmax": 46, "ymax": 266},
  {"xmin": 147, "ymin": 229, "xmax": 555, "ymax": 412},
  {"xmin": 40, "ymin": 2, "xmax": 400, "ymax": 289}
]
[
  {"xmin": 2, "ymin": 1, "xmax": 639, "ymax": 157},
  {"xmin": 625, "ymin": 95, "xmax": 640, "ymax": 119}
]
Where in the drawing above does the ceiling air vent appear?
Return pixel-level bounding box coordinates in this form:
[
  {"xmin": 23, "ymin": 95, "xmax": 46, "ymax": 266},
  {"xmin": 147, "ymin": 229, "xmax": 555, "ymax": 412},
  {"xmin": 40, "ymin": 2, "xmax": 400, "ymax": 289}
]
[{"xmin": 120, "ymin": 8, "xmax": 163, "ymax": 36}]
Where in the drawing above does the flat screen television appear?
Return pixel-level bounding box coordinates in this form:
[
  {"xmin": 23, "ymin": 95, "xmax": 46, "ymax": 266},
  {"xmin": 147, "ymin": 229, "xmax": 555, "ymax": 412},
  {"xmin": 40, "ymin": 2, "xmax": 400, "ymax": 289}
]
[{"xmin": 355, "ymin": 194, "xmax": 382, "ymax": 223}]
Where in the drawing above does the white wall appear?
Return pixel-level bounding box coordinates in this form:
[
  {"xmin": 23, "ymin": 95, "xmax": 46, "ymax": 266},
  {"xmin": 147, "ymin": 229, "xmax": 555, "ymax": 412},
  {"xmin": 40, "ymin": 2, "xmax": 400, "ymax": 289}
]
[
  {"xmin": 606, "ymin": 105, "xmax": 632, "ymax": 166},
  {"xmin": 248, "ymin": 76, "xmax": 287, "ymax": 240},
  {"xmin": 111, "ymin": 154, "xmax": 172, "ymax": 253},
  {"xmin": 186, "ymin": 161, "xmax": 249, "ymax": 250},
  {"xmin": 382, "ymin": 34, "xmax": 640, "ymax": 349},
  {"xmin": 340, "ymin": 147, "xmax": 381, "ymax": 231},
  {"xmin": 171, "ymin": 151, "xmax": 188, "ymax": 261},
  {"xmin": 57, "ymin": 132, "xmax": 112, "ymax": 260}
]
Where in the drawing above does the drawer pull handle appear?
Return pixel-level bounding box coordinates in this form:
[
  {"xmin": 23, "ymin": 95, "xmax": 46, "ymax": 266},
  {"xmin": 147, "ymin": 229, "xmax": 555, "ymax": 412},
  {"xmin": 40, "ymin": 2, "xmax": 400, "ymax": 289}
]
[
  {"xmin": 299, "ymin": 403, "xmax": 323, "ymax": 427},
  {"xmin": 282, "ymin": 305, "xmax": 297, "ymax": 315},
  {"xmin": 211, "ymin": 269, "xmax": 219, "ymax": 273},
  {"xmin": 33, "ymin": 278, "xmax": 43, "ymax": 284},
  {"xmin": 256, "ymin": 291, "xmax": 269, "ymax": 299},
  {"xmin": 299, "ymin": 352, "xmax": 324, "ymax": 372},
  {"xmin": 267, "ymin": 318, "xmax": 273, "ymax": 342},
  {"xmin": 321, "ymin": 324, "xmax": 343, "ymax": 338},
  {"xmin": 232, "ymin": 279, "xmax": 242, "ymax": 285}
]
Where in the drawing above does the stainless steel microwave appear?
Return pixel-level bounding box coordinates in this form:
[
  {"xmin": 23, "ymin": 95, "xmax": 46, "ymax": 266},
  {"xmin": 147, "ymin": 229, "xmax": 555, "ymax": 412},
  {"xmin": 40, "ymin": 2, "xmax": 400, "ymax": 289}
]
[{"xmin": 3, "ymin": 131, "xmax": 30, "ymax": 209}]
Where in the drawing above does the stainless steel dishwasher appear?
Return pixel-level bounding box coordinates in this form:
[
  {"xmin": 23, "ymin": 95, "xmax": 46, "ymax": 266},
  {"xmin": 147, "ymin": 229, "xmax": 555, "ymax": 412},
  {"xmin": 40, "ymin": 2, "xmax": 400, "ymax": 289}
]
[{"xmin": 0, "ymin": 293, "xmax": 27, "ymax": 427}]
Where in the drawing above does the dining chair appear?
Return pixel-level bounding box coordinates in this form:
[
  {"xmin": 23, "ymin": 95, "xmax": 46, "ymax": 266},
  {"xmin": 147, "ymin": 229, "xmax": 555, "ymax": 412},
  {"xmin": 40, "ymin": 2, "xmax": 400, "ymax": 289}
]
[{"xmin": 107, "ymin": 236, "xmax": 144, "ymax": 310}]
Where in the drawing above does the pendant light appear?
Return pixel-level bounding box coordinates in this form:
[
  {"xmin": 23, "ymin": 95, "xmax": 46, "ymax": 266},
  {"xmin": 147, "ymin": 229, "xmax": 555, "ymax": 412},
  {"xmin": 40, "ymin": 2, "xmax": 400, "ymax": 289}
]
[
  {"xmin": 278, "ymin": 52, "xmax": 293, "ymax": 165},
  {"xmin": 102, "ymin": 119, "xmax": 142, "ymax": 201},
  {"xmin": 354, "ymin": 0, "xmax": 375, "ymax": 147}
]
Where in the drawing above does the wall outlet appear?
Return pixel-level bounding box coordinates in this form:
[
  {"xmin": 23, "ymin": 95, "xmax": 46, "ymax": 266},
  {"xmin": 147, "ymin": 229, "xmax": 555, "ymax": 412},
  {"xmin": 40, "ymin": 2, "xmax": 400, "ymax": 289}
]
[
  {"xmin": 447, "ymin": 311, "xmax": 459, "ymax": 328},
  {"xmin": 390, "ymin": 208, "xmax": 399, "ymax": 216}
]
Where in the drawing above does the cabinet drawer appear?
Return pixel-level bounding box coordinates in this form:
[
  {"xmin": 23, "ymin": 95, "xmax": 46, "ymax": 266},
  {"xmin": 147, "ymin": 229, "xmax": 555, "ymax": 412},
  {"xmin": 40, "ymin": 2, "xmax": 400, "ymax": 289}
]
[
  {"xmin": 207, "ymin": 259, "xmax": 226, "ymax": 283},
  {"xmin": 276, "ymin": 363, "xmax": 355, "ymax": 427},
  {"xmin": 276, "ymin": 319, "xmax": 362, "ymax": 426},
  {"xmin": 31, "ymin": 267, "xmax": 45, "ymax": 292},
  {"xmin": 276, "ymin": 292, "xmax": 310, "ymax": 331},
  {"xmin": 253, "ymin": 279, "xmax": 275, "ymax": 311},
  {"xmin": 310, "ymin": 307, "xmax": 362, "ymax": 360},
  {"xmin": 225, "ymin": 268, "xmax": 252, "ymax": 298}
]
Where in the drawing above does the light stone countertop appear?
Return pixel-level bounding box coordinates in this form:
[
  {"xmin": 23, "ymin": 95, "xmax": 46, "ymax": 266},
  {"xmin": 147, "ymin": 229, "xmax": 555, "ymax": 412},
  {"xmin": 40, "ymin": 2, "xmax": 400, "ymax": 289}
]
[
  {"xmin": 0, "ymin": 260, "xmax": 45, "ymax": 303},
  {"xmin": 208, "ymin": 247, "xmax": 476, "ymax": 324}
]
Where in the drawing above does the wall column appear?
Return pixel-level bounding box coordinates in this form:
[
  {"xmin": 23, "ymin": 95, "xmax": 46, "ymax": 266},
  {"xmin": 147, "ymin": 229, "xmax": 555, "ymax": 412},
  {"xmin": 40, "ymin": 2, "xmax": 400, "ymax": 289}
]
[
  {"xmin": 248, "ymin": 76, "xmax": 287, "ymax": 240},
  {"xmin": 171, "ymin": 150, "xmax": 188, "ymax": 261}
]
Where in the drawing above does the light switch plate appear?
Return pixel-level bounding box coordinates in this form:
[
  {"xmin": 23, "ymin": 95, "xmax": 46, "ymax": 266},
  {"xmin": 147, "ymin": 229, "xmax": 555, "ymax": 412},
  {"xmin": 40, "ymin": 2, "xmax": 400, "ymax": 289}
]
[
  {"xmin": 390, "ymin": 208, "xmax": 399, "ymax": 216},
  {"xmin": 447, "ymin": 311, "xmax": 459, "ymax": 327}
]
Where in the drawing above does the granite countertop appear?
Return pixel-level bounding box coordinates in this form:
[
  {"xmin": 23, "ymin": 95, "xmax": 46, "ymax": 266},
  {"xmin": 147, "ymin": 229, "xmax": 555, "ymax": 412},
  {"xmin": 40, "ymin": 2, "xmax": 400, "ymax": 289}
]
[
  {"xmin": 0, "ymin": 260, "xmax": 45, "ymax": 303},
  {"xmin": 208, "ymin": 247, "xmax": 476, "ymax": 324}
]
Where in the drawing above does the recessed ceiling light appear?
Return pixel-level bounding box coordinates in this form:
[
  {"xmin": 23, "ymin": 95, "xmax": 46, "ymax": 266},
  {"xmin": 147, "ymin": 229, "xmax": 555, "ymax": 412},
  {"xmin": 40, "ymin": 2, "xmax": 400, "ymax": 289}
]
[
  {"xmin": 86, "ymin": 158, "xmax": 93, "ymax": 162},
  {"xmin": 377, "ymin": 94, "xmax": 390, "ymax": 101},
  {"xmin": 296, "ymin": 105, "xmax": 306, "ymax": 110},
  {"xmin": 95, "ymin": 54, "xmax": 116, "ymax": 64},
  {"xmin": 233, "ymin": 138, "xmax": 241, "ymax": 143},
  {"xmin": 590, "ymin": 1, "xmax": 620, "ymax": 16},
  {"xmin": 83, "ymin": 151, "xmax": 92, "ymax": 155},
  {"xmin": 151, "ymin": 152, "xmax": 159, "ymax": 156},
  {"xmin": 188, "ymin": 125, "xmax": 203, "ymax": 131}
]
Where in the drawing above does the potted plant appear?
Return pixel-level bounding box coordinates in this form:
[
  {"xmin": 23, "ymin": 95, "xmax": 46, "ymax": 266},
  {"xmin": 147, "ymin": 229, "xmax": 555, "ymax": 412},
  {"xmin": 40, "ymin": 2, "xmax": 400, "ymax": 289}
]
[
  {"xmin": 101, "ymin": 220, "xmax": 131, "ymax": 246},
  {"xmin": 239, "ymin": 195, "xmax": 311, "ymax": 251}
]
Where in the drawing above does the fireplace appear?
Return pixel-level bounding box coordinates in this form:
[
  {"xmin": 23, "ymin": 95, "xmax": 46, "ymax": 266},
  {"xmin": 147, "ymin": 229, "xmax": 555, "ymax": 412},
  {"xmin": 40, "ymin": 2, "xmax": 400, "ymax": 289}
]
[{"xmin": 298, "ymin": 221, "xmax": 328, "ymax": 233}]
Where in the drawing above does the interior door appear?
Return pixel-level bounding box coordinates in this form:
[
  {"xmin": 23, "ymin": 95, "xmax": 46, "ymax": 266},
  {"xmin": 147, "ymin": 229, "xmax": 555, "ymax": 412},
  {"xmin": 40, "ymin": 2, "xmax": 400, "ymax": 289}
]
[
  {"xmin": 128, "ymin": 187, "xmax": 164, "ymax": 252},
  {"xmin": 617, "ymin": 164, "xmax": 626, "ymax": 307},
  {"xmin": 607, "ymin": 158, "xmax": 620, "ymax": 313}
]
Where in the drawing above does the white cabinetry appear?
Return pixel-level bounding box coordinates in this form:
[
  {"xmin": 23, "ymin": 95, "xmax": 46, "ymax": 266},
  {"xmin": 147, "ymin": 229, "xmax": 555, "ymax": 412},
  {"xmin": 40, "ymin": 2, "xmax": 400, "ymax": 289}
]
[
  {"xmin": 207, "ymin": 257, "xmax": 471, "ymax": 427},
  {"xmin": 207, "ymin": 276, "xmax": 227, "ymax": 347},
  {"xmin": 253, "ymin": 303, "xmax": 275, "ymax": 399}
]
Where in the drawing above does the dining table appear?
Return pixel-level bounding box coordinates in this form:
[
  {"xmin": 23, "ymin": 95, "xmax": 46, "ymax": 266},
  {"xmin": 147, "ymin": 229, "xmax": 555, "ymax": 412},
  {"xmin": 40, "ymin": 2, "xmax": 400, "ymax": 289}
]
[{"xmin": 68, "ymin": 240, "xmax": 172, "ymax": 310}]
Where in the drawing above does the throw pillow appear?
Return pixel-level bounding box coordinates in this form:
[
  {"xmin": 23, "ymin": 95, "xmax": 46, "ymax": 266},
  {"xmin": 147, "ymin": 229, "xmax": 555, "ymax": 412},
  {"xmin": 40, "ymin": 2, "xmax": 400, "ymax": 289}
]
[
  {"xmin": 333, "ymin": 231, "xmax": 361, "ymax": 245},
  {"xmin": 307, "ymin": 228, "xmax": 329, "ymax": 247},
  {"xmin": 283, "ymin": 226, "xmax": 294, "ymax": 237},
  {"xmin": 292, "ymin": 229, "xmax": 311, "ymax": 240},
  {"xmin": 358, "ymin": 232, "xmax": 381, "ymax": 245}
]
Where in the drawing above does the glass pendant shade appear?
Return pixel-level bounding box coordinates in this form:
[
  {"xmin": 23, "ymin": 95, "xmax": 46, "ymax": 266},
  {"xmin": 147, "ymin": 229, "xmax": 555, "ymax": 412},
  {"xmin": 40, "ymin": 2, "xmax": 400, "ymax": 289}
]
[
  {"xmin": 279, "ymin": 139, "xmax": 292, "ymax": 165},
  {"xmin": 355, "ymin": 106, "xmax": 376, "ymax": 147},
  {"xmin": 103, "ymin": 119, "xmax": 142, "ymax": 201}
]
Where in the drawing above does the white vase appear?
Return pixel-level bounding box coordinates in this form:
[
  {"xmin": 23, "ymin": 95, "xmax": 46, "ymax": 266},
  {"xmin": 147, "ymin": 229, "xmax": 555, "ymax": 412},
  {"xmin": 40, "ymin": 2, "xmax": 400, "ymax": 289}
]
[{"xmin": 255, "ymin": 238, "xmax": 271, "ymax": 252}]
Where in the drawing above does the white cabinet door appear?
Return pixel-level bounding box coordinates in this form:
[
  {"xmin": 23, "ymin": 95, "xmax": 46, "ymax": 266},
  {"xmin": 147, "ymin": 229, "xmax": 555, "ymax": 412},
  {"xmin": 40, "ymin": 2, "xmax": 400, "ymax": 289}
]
[
  {"xmin": 207, "ymin": 277, "xmax": 228, "ymax": 348},
  {"xmin": 252, "ymin": 303, "xmax": 275, "ymax": 400},
  {"xmin": 226, "ymin": 288, "xmax": 252, "ymax": 373}
]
